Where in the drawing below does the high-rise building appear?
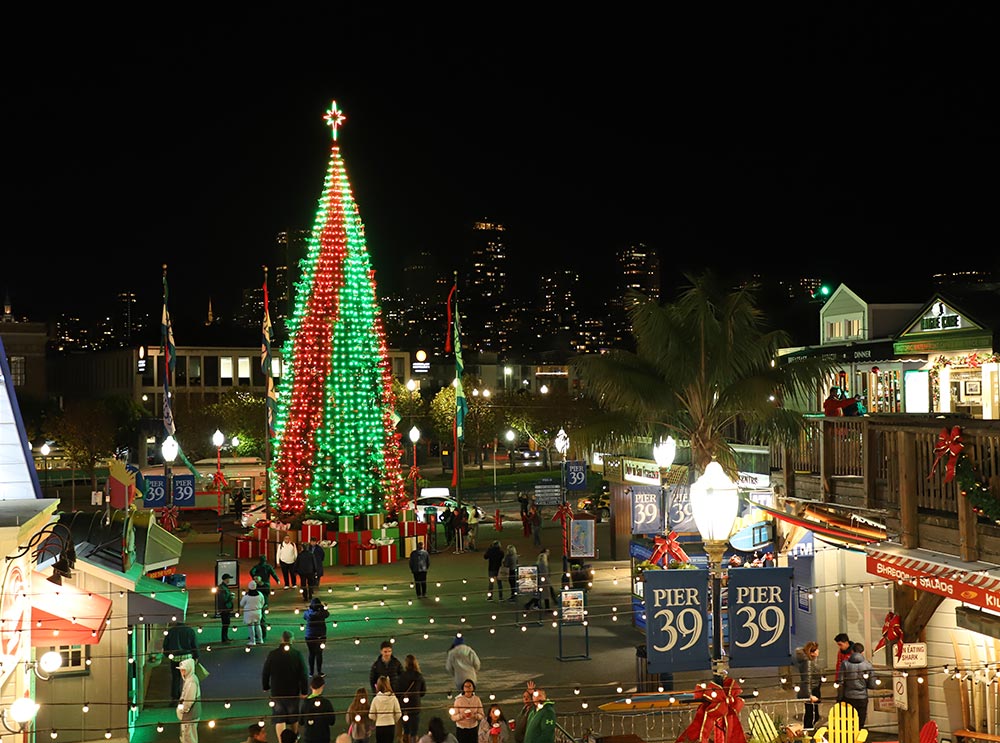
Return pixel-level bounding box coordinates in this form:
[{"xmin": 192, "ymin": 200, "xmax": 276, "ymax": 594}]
[
  {"xmin": 607, "ymin": 242, "xmax": 660, "ymax": 346},
  {"xmin": 463, "ymin": 219, "xmax": 512, "ymax": 352}
]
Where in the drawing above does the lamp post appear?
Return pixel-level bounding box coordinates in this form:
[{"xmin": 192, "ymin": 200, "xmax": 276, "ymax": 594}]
[
  {"xmin": 213, "ymin": 429, "xmax": 227, "ymax": 556},
  {"xmin": 40, "ymin": 442, "xmax": 51, "ymax": 492},
  {"xmin": 408, "ymin": 425, "xmax": 421, "ymax": 509},
  {"xmin": 554, "ymin": 428, "xmax": 570, "ymax": 575},
  {"xmin": 506, "ymin": 429, "xmax": 516, "ymax": 472},
  {"xmin": 689, "ymin": 460, "xmax": 739, "ymax": 684},
  {"xmin": 161, "ymin": 435, "xmax": 179, "ymax": 508}
]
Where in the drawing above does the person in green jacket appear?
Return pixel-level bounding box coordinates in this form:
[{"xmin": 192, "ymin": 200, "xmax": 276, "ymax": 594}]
[
  {"xmin": 523, "ymin": 689, "xmax": 555, "ymax": 743},
  {"xmin": 216, "ymin": 574, "xmax": 235, "ymax": 643},
  {"xmin": 250, "ymin": 555, "xmax": 280, "ymax": 639}
]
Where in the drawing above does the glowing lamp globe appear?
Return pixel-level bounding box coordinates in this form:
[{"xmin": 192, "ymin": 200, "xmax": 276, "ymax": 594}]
[
  {"xmin": 689, "ymin": 461, "xmax": 739, "ymax": 543},
  {"xmin": 212, "ymin": 429, "xmax": 225, "ymax": 448},
  {"xmin": 10, "ymin": 696, "xmax": 39, "ymax": 724},
  {"xmin": 39, "ymin": 651, "xmax": 63, "ymax": 674},
  {"xmin": 652, "ymin": 436, "xmax": 676, "ymax": 469}
]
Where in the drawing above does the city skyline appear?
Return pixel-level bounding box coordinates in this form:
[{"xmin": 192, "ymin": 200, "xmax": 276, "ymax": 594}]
[{"xmin": 7, "ymin": 8, "xmax": 995, "ymax": 323}]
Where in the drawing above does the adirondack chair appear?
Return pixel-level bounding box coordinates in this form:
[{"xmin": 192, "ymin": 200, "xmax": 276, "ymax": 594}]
[
  {"xmin": 919, "ymin": 720, "xmax": 939, "ymax": 743},
  {"xmin": 746, "ymin": 707, "xmax": 781, "ymax": 743},
  {"xmin": 813, "ymin": 702, "xmax": 868, "ymax": 743}
]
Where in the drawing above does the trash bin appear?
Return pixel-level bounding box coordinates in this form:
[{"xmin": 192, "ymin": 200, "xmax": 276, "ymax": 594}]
[{"xmin": 635, "ymin": 644, "xmax": 673, "ymax": 692}]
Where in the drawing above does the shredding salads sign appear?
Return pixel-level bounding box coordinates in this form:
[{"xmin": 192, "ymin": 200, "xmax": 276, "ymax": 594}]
[{"xmin": 867, "ymin": 553, "xmax": 999, "ymax": 611}]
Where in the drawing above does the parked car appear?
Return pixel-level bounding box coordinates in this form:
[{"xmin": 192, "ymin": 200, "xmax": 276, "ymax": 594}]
[{"xmin": 577, "ymin": 480, "xmax": 611, "ymax": 521}]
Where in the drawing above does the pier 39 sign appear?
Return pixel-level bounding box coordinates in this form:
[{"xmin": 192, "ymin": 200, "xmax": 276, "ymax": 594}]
[{"xmin": 644, "ymin": 567, "xmax": 793, "ymax": 673}]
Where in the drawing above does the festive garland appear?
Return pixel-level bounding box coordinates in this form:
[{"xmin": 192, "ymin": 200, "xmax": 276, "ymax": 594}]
[
  {"xmin": 929, "ymin": 352, "xmax": 999, "ymax": 408},
  {"xmin": 929, "ymin": 426, "xmax": 1000, "ymax": 524}
]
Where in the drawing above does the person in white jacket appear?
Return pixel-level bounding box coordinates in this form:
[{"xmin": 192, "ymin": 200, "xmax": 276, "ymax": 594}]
[
  {"xmin": 240, "ymin": 580, "xmax": 266, "ymax": 646},
  {"xmin": 369, "ymin": 676, "xmax": 402, "ymax": 743},
  {"xmin": 276, "ymin": 534, "xmax": 299, "ymax": 588},
  {"xmin": 445, "ymin": 636, "xmax": 481, "ymax": 692},
  {"xmin": 176, "ymin": 658, "xmax": 202, "ymax": 743}
]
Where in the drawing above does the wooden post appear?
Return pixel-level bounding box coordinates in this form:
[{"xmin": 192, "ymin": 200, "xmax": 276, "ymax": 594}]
[
  {"xmin": 820, "ymin": 420, "xmax": 834, "ymax": 501},
  {"xmin": 899, "ymin": 430, "xmax": 918, "ymax": 549}
]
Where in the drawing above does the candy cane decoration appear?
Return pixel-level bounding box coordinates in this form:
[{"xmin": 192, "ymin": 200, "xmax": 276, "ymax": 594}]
[{"xmin": 552, "ymin": 503, "xmax": 574, "ymax": 559}]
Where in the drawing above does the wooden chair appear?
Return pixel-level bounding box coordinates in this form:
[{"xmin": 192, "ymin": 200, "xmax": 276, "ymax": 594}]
[
  {"xmin": 746, "ymin": 707, "xmax": 782, "ymax": 743},
  {"xmin": 919, "ymin": 721, "xmax": 939, "ymax": 743},
  {"xmin": 813, "ymin": 702, "xmax": 868, "ymax": 743}
]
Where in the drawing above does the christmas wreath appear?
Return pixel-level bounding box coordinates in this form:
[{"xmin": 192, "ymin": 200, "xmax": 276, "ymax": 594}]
[{"xmin": 929, "ymin": 426, "xmax": 1000, "ymax": 524}]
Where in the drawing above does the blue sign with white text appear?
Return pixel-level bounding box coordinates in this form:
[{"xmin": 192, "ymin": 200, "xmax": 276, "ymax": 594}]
[
  {"xmin": 666, "ymin": 483, "xmax": 696, "ymax": 533},
  {"xmin": 631, "ymin": 487, "xmax": 664, "ymax": 534},
  {"xmin": 644, "ymin": 568, "xmax": 711, "ymax": 674},
  {"xmin": 144, "ymin": 475, "xmax": 166, "ymax": 508},
  {"xmin": 172, "ymin": 474, "xmax": 196, "ymax": 507},
  {"xmin": 727, "ymin": 567, "xmax": 794, "ymax": 668},
  {"xmin": 564, "ymin": 460, "xmax": 588, "ymax": 491}
]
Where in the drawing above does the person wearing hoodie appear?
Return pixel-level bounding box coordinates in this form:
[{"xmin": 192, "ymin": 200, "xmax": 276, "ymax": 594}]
[
  {"xmin": 176, "ymin": 658, "xmax": 202, "ymax": 743},
  {"xmin": 240, "ymin": 580, "xmax": 266, "ymax": 646},
  {"xmin": 369, "ymin": 675, "xmax": 402, "ymax": 743},
  {"xmin": 502, "ymin": 546, "xmax": 519, "ymax": 602},
  {"xmin": 795, "ymin": 641, "xmax": 821, "ymax": 730},
  {"xmin": 445, "ymin": 636, "xmax": 481, "ymax": 692},
  {"xmin": 483, "ymin": 541, "xmax": 505, "ymax": 600},
  {"xmin": 522, "ymin": 689, "xmax": 555, "ymax": 743},
  {"xmin": 216, "ymin": 574, "xmax": 235, "ymax": 643},
  {"xmin": 304, "ymin": 597, "xmax": 331, "ymax": 677},
  {"xmin": 449, "ymin": 679, "xmax": 484, "ymax": 743},
  {"xmin": 837, "ymin": 642, "xmax": 878, "ymax": 728}
]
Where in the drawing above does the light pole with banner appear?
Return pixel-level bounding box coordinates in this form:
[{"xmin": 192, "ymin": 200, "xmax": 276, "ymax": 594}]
[
  {"xmin": 408, "ymin": 425, "xmax": 421, "ymax": 510},
  {"xmin": 40, "ymin": 442, "xmax": 51, "ymax": 492},
  {"xmin": 554, "ymin": 428, "xmax": 571, "ymax": 575}
]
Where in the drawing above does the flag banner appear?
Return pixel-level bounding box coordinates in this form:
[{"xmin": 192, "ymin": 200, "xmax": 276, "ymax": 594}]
[
  {"xmin": 630, "ymin": 486, "xmax": 665, "ymax": 535},
  {"xmin": 161, "ymin": 268, "xmax": 176, "ymax": 436},
  {"xmin": 451, "ymin": 288, "xmax": 467, "ymax": 442},
  {"xmin": 172, "ymin": 474, "xmax": 196, "ymax": 507},
  {"xmin": 644, "ymin": 567, "xmax": 711, "ymax": 674},
  {"xmin": 727, "ymin": 567, "xmax": 794, "ymax": 668},
  {"xmin": 261, "ymin": 276, "xmax": 277, "ymax": 440},
  {"xmin": 144, "ymin": 475, "xmax": 167, "ymax": 508}
]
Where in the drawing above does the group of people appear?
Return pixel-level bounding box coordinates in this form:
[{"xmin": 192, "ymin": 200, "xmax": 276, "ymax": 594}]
[
  {"xmin": 794, "ymin": 631, "xmax": 879, "ymax": 732},
  {"xmin": 276, "ymin": 533, "xmax": 327, "ymax": 602},
  {"xmin": 439, "ymin": 506, "xmax": 479, "ymax": 551},
  {"xmin": 516, "ymin": 495, "xmax": 543, "ymax": 547},
  {"xmin": 482, "ymin": 541, "xmax": 558, "ymax": 609}
]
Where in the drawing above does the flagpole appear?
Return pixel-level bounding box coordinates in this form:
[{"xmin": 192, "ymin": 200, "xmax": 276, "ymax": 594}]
[
  {"xmin": 262, "ymin": 265, "xmax": 273, "ymax": 526},
  {"xmin": 447, "ymin": 273, "xmax": 466, "ymax": 554}
]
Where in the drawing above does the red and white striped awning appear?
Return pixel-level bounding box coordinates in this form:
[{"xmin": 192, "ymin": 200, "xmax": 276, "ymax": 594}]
[{"xmin": 866, "ymin": 543, "xmax": 1000, "ymax": 612}]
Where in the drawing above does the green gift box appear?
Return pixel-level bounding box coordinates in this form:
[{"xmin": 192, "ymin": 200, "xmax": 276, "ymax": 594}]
[
  {"xmin": 325, "ymin": 546, "xmax": 339, "ymax": 567},
  {"xmin": 336, "ymin": 515, "xmax": 354, "ymax": 532},
  {"xmin": 378, "ymin": 526, "xmax": 400, "ymax": 541},
  {"xmin": 399, "ymin": 509, "xmax": 415, "ymax": 522}
]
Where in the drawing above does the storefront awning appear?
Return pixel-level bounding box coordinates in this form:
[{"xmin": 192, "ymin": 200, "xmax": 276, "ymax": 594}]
[
  {"xmin": 783, "ymin": 340, "xmax": 926, "ymax": 364},
  {"xmin": 866, "ymin": 543, "xmax": 1000, "ymax": 612},
  {"xmin": 128, "ymin": 574, "xmax": 188, "ymax": 625},
  {"xmin": 30, "ymin": 572, "xmax": 113, "ymax": 646}
]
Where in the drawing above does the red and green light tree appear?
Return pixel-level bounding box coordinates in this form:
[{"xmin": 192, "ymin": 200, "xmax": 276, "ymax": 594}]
[{"xmin": 271, "ymin": 101, "xmax": 407, "ymax": 517}]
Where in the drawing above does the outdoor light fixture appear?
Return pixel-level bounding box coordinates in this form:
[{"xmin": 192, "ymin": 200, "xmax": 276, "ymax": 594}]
[
  {"xmin": 1, "ymin": 694, "xmax": 40, "ymax": 733},
  {"xmin": 652, "ymin": 436, "xmax": 676, "ymax": 469},
  {"xmin": 34, "ymin": 651, "xmax": 64, "ymax": 680},
  {"xmin": 6, "ymin": 524, "xmax": 76, "ymax": 586}
]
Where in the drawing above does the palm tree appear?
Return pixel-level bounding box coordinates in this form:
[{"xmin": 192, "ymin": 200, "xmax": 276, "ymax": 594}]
[{"xmin": 570, "ymin": 271, "xmax": 838, "ymax": 477}]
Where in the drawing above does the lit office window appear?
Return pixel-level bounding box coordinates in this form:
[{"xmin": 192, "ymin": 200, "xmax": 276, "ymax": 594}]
[
  {"xmin": 238, "ymin": 357, "xmax": 251, "ymax": 384},
  {"xmin": 220, "ymin": 357, "xmax": 234, "ymax": 387}
]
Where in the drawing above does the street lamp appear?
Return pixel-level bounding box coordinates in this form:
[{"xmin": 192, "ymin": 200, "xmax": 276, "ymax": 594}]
[
  {"xmin": 652, "ymin": 436, "xmax": 676, "ymax": 470},
  {"xmin": 554, "ymin": 428, "xmax": 570, "ymax": 574},
  {"xmin": 161, "ymin": 435, "xmax": 179, "ymax": 508},
  {"xmin": 40, "ymin": 442, "xmax": 51, "ymax": 492},
  {"xmin": 506, "ymin": 429, "xmax": 516, "ymax": 472},
  {"xmin": 213, "ymin": 429, "xmax": 225, "ymax": 474},
  {"xmin": 689, "ymin": 460, "xmax": 739, "ymax": 684},
  {"xmin": 408, "ymin": 425, "xmax": 421, "ymax": 509}
]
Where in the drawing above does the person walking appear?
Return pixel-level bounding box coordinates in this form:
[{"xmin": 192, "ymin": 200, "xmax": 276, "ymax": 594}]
[
  {"xmin": 176, "ymin": 658, "xmax": 202, "ymax": 743},
  {"xmin": 833, "ymin": 632, "xmax": 854, "ymax": 685},
  {"xmin": 522, "ymin": 689, "xmax": 555, "ymax": 743},
  {"xmin": 466, "ymin": 508, "xmax": 479, "ymax": 551},
  {"xmin": 304, "ymin": 597, "xmax": 330, "ymax": 678},
  {"xmin": 525, "ymin": 549, "xmax": 558, "ymax": 610},
  {"xmin": 300, "ymin": 674, "xmax": 337, "ymax": 743},
  {"xmin": 441, "ymin": 508, "xmax": 455, "ymax": 548},
  {"xmin": 445, "ymin": 636, "xmax": 481, "ymax": 692},
  {"xmin": 795, "ymin": 640, "xmax": 822, "ymax": 731},
  {"xmin": 529, "ymin": 507, "xmax": 542, "ymax": 548},
  {"xmin": 449, "ymin": 679, "xmax": 484, "ymax": 743},
  {"xmin": 241, "ymin": 580, "xmax": 266, "ymax": 646},
  {"xmin": 306, "ymin": 536, "xmax": 326, "ymax": 587},
  {"xmin": 232, "ymin": 488, "xmax": 246, "ymax": 523},
  {"xmin": 503, "ymin": 545, "xmax": 519, "ymax": 602},
  {"xmin": 262, "ymin": 630, "xmax": 310, "ymax": 741},
  {"xmin": 369, "ymin": 676, "xmax": 402, "ymax": 743},
  {"xmin": 837, "ymin": 642, "xmax": 877, "ymax": 729},
  {"xmin": 216, "ymin": 574, "xmax": 235, "ymax": 643},
  {"xmin": 250, "ymin": 554, "xmax": 280, "ymax": 640},
  {"xmin": 417, "ymin": 717, "xmax": 458, "ymax": 743},
  {"xmin": 483, "ymin": 541, "xmax": 505, "ymax": 600},
  {"xmin": 409, "ymin": 541, "xmax": 430, "ymax": 598},
  {"xmin": 277, "ymin": 534, "xmax": 299, "ymax": 588},
  {"xmin": 346, "ymin": 687, "xmax": 373, "ymax": 743},
  {"xmin": 296, "ymin": 541, "xmax": 320, "ymax": 603},
  {"xmin": 162, "ymin": 619, "xmax": 200, "ymax": 708},
  {"xmin": 369, "ymin": 640, "xmax": 404, "ymax": 693},
  {"xmin": 397, "ymin": 654, "xmax": 427, "ymax": 743}
]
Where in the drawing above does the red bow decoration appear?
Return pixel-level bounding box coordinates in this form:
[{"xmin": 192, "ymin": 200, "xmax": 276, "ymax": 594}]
[
  {"xmin": 928, "ymin": 426, "xmax": 963, "ymax": 484},
  {"xmin": 650, "ymin": 532, "xmax": 690, "ymax": 567},
  {"xmin": 676, "ymin": 678, "xmax": 746, "ymax": 743},
  {"xmin": 157, "ymin": 505, "xmax": 179, "ymax": 533},
  {"xmin": 360, "ymin": 541, "xmax": 378, "ymax": 550},
  {"xmin": 873, "ymin": 611, "xmax": 904, "ymax": 661},
  {"xmin": 212, "ymin": 470, "xmax": 228, "ymax": 491},
  {"xmin": 551, "ymin": 503, "xmax": 575, "ymax": 523}
]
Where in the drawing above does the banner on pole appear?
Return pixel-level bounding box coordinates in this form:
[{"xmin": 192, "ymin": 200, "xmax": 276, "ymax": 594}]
[
  {"xmin": 644, "ymin": 568, "xmax": 711, "ymax": 674},
  {"xmin": 727, "ymin": 567, "xmax": 794, "ymax": 668}
]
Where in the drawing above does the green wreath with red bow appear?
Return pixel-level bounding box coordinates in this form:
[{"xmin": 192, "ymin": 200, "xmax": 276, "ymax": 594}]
[{"xmin": 929, "ymin": 426, "xmax": 999, "ymax": 524}]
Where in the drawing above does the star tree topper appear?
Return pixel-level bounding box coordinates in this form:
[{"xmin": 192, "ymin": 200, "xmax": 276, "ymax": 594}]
[{"xmin": 323, "ymin": 101, "xmax": 346, "ymax": 140}]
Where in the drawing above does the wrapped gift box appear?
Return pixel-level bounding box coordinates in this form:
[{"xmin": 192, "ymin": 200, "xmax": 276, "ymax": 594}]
[
  {"xmin": 400, "ymin": 535, "xmax": 418, "ymax": 558},
  {"xmin": 357, "ymin": 546, "xmax": 378, "ymax": 566},
  {"xmin": 301, "ymin": 523, "xmax": 325, "ymax": 541},
  {"xmin": 377, "ymin": 543, "xmax": 397, "ymax": 563},
  {"xmin": 342, "ymin": 529, "xmax": 372, "ymax": 545},
  {"xmin": 237, "ymin": 538, "xmax": 259, "ymax": 559},
  {"xmin": 415, "ymin": 523, "xmax": 429, "ymax": 538},
  {"xmin": 336, "ymin": 515, "xmax": 354, "ymax": 532},
  {"xmin": 399, "ymin": 509, "xmax": 415, "ymax": 522},
  {"xmin": 400, "ymin": 521, "xmax": 420, "ymax": 537},
  {"xmin": 364, "ymin": 513, "xmax": 384, "ymax": 530},
  {"xmin": 325, "ymin": 546, "xmax": 339, "ymax": 567},
  {"xmin": 338, "ymin": 541, "xmax": 357, "ymax": 566},
  {"xmin": 378, "ymin": 526, "xmax": 400, "ymax": 541}
]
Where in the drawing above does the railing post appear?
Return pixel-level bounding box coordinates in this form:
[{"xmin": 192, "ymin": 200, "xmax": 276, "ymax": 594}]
[
  {"xmin": 862, "ymin": 418, "xmax": 876, "ymax": 509},
  {"xmin": 899, "ymin": 430, "xmax": 918, "ymax": 549},
  {"xmin": 820, "ymin": 419, "xmax": 834, "ymax": 501},
  {"xmin": 782, "ymin": 444, "xmax": 795, "ymax": 496}
]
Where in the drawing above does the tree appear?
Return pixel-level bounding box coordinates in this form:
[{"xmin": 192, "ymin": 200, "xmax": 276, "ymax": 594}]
[
  {"xmin": 427, "ymin": 375, "xmax": 498, "ymax": 474},
  {"xmin": 51, "ymin": 399, "xmax": 117, "ymax": 493},
  {"xmin": 570, "ymin": 271, "xmax": 839, "ymax": 478}
]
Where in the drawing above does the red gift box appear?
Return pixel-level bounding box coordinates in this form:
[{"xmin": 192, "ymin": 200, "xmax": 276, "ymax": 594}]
[
  {"xmin": 400, "ymin": 522, "xmax": 419, "ymax": 537},
  {"xmin": 355, "ymin": 542, "xmax": 378, "ymax": 566},
  {"xmin": 301, "ymin": 523, "xmax": 324, "ymax": 541},
  {"xmin": 338, "ymin": 541, "xmax": 357, "ymax": 566},
  {"xmin": 377, "ymin": 544, "xmax": 397, "ymax": 563},
  {"xmin": 343, "ymin": 530, "xmax": 372, "ymax": 545},
  {"xmin": 416, "ymin": 523, "xmax": 429, "ymax": 538},
  {"xmin": 237, "ymin": 538, "xmax": 259, "ymax": 559}
]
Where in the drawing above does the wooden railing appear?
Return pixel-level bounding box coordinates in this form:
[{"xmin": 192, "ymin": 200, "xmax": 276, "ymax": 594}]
[{"xmin": 770, "ymin": 415, "xmax": 1000, "ymax": 562}]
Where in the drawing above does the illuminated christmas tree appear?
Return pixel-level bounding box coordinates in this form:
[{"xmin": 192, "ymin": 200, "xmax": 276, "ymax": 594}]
[{"xmin": 271, "ymin": 101, "xmax": 406, "ymax": 516}]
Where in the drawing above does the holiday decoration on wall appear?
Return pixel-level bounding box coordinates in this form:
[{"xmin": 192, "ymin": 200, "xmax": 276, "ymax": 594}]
[
  {"xmin": 926, "ymin": 425, "xmax": 999, "ymax": 524},
  {"xmin": 873, "ymin": 611, "xmax": 904, "ymax": 661},
  {"xmin": 270, "ymin": 101, "xmax": 406, "ymax": 517}
]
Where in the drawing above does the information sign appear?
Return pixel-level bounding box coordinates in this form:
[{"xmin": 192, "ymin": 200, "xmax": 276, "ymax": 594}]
[
  {"xmin": 631, "ymin": 487, "xmax": 664, "ymax": 534},
  {"xmin": 173, "ymin": 474, "xmax": 196, "ymax": 507},
  {"xmin": 533, "ymin": 479, "xmax": 563, "ymax": 506},
  {"xmin": 564, "ymin": 460, "xmax": 587, "ymax": 491}
]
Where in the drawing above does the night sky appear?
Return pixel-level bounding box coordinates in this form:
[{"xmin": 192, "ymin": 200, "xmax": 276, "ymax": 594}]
[{"xmin": 6, "ymin": 7, "xmax": 995, "ymax": 324}]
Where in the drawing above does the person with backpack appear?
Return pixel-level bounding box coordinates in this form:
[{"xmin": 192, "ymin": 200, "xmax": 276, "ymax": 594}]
[
  {"xmin": 250, "ymin": 555, "xmax": 280, "ymax": 640},
  {"xmin": 837, "ymin": 642, "xmax": 878, "ymax": 728},
  {"xmin": 346, "ymin": 687, "xmax": 373, "ymax": 743}
]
